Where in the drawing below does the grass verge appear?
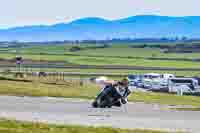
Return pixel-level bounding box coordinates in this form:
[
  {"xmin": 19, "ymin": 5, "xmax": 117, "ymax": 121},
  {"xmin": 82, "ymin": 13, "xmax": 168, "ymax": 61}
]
[
  {"xmin": 171, "ymin": 108, "xmax": 200, "ymax": 111},
  {"xmin": 129, "ymin": 91, "xmax": 200, "ymax": 107},
  {"xmin": 0, "ymin": 119, "xmax": 183, "ymax": 133},
  {"xmin": 0, "ymin": 76, "xmax": 98, "ymax": 99}
]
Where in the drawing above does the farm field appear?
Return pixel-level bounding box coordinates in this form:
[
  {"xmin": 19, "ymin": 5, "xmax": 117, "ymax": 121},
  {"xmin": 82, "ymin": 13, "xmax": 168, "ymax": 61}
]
[
  {"xmin": 1, "ymin": 52, "xmax": 200, "ymax": 69},
  {"xmin": 2, "ymin": 43, "xmax": 200, "ymax": 59},
  {"xmin": 1, "ymin": 43, "xmax": 200, "ymax": 80}
]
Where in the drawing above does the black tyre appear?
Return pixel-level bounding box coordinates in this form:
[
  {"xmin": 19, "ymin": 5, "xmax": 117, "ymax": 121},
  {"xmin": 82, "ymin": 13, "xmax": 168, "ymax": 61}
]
[
  {"xmin": 99, "ymin": 99, "xmax": 108, "ymax": 108},
  {"xmin": 92, "ymin": 101, "xmax": 98, "ymax": 108},
  {"xmin": 92, "ymin": 98, "xmax": 109, "ymax": 108}
]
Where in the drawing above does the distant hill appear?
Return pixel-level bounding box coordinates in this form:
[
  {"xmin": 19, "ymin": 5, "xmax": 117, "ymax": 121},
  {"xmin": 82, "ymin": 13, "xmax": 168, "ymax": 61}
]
[{"xmin": 0, "ymin": 15, "xmax": 200, "ymax": 42}]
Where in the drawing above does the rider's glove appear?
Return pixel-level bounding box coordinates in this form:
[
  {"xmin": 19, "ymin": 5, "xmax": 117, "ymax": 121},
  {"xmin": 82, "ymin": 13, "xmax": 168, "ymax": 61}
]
[{"xmin": 121, "ymin": 97, "xmax": 127, "ymax": 104}]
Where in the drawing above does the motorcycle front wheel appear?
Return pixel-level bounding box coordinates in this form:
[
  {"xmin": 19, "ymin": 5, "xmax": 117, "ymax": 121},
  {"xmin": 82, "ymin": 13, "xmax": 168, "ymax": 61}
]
[{"xmin": 92, "ymin": 98, "xmax": 111, "ymax": 108}]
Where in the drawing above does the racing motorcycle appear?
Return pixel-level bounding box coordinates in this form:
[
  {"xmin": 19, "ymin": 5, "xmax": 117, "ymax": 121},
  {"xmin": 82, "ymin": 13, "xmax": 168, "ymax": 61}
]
[{"xmin": 92, "ymin": 82, "xmax": 131, "ymax": 108}]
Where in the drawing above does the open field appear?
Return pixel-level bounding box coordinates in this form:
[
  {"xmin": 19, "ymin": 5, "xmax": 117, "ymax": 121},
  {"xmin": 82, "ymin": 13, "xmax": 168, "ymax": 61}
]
[
  {"xmin": 0, "ymin": 119, "xmax": 178, "ymax": 133},
  {"xmin": 1, "ymin": 44, "xmax": 200, "ymax": 70},
  {"xmin": 1, "ymin": 76, "xmax": 200, "ymax": 107},
  {"xmin": 1, "ymin": 53, "xmax": 200, "ymax": 69},
  {"xmin": 2, "ymin": 67, "xmax": 200, "ymax": 78},
  {"xmin": 2, "ymin": 43, "xmax": 200, "ymax": 59}
]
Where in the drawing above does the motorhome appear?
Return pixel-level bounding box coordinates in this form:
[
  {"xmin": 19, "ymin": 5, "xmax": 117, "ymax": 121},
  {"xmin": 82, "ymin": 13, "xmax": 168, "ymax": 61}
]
[
  {"xmin": 143, "ymin": 73, "xmax": 161, "ymax": 79},
  {"xmin": 168, "ymin": 78, "xmax": 200, "ymax": 93},
  {"xmin": 161, "ymin": 74, "xmax": 175, "ymax": 79}
]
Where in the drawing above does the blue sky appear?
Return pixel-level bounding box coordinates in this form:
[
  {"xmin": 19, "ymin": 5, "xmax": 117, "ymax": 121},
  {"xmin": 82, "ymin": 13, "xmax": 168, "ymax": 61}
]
[{"xmin": 0, "ymin": 0, "xmax": 199, "ymax": 28}]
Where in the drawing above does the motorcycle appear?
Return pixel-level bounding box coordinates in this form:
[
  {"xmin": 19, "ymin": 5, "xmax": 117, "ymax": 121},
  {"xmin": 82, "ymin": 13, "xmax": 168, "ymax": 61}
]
[{"xmin": 92, "ymin": 83, "xmax": 131, "ymax": 108}]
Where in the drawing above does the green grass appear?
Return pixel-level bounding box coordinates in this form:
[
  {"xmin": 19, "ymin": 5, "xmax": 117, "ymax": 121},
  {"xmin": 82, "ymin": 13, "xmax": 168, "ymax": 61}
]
[
  {"xmin": 67, "ymin": 56, "xmax": 200, "ymax": 68},
  {"xmin": 1, "ymin": 77, "xmax": 200, "ymax": 107},
  {"xmin": 4, "ymin": 44, "xmax": 200, "ymax": 59},
  {"xmin": 129, "ymin": 92, "xmax": 200, "ymax": 107},
  {"xmin": 70, "ymin": 47, "xmax": 200, "ymax": 59},
  {"xmin": 1, "ymin": 53, "xmax": 200, "ymax": 68},
  {"xmin": 0, "ymin": 119, "xmax": 181, "ymax": 133},
  {"xmin": 2, "ymin": 44, "xmax": 200, "ymax": 69},
  {"xmin": 2, "ymin": 67, "xmax": 200, "ymax": 77},
  {"xmin": 171, "ymin": 108, "xmax": 200, "ymax": 111},
  {"xmin": 0, "ymin": 77, "xmax": 98, "ymax": 99}
]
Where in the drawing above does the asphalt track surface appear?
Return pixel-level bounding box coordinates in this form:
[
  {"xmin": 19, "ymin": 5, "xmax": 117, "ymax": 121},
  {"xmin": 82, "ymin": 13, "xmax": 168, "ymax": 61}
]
[{"xmin": 0, "ymin": 96, "xmax": 200, "ymax": 133}]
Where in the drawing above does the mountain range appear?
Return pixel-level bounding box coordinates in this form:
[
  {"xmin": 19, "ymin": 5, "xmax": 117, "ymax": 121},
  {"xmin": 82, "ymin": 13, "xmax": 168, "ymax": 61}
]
[{"xmin": 0, "ymin": 15, "xmax": 200, "ymax": 42}]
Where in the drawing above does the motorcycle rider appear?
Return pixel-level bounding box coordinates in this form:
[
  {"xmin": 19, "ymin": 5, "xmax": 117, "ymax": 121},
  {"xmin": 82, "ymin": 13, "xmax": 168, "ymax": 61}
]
[{"xmin": 103, "ymin": 78, "xmax": 131, "ymax": 107}]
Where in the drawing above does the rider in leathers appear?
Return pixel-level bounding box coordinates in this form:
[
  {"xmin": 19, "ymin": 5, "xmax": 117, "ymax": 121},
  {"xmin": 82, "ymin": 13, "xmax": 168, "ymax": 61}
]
[{"xmin": 103, "ymin": 78, "xmax": 131, "ymax": 107}]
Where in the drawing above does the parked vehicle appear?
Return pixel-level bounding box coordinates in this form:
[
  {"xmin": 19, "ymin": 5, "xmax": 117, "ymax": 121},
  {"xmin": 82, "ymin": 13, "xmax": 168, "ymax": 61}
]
[
  {"xmin": 142, "ymin": 73, "xmax": 161, "ymax": 89},
  {"xmin": 127, "ymin": 74, "xmax": 143, "ymax": 88},
  {"xmin": 161, "ymin": 74, "xmax": 175, "ymax": 79},
  {"xmin": 168, "ymin": 78, "xmax": 200, "ymax": 93},
  {"xmin": 142, "ymin": 73, "xmax": 175, "ymax": 90},
  {"xmin": 127, "ymin": 73, "xmax": 175, "ymax": 91}
]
